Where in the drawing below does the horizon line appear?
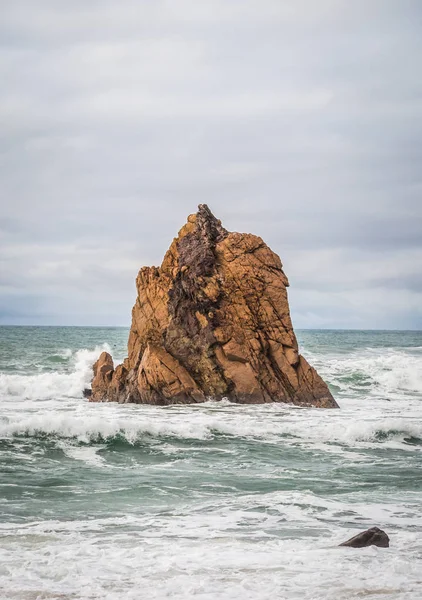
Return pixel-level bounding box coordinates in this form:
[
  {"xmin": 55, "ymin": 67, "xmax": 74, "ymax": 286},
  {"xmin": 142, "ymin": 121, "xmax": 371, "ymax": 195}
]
[{"xmin": 0, "ymin": 324, "xmax": 421, "ymax": 333}]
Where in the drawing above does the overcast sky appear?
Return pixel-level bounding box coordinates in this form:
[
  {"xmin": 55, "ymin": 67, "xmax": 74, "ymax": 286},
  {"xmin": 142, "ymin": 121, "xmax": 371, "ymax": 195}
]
[{"xmin": 1, "ymin": 0, "xmax": 421, "ymax": 329}]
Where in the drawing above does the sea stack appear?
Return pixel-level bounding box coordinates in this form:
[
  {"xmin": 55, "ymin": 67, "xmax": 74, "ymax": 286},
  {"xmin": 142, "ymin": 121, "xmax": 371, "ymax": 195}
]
[{"xmin": 90, "ymin": 205, "xmax": 338, "ymax": 408}]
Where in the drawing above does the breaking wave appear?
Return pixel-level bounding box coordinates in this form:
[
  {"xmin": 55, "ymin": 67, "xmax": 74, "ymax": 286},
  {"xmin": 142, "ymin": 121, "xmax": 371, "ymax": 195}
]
[
  {"xmin": 1, "ymin": 329, "xmax": 421, "ymax": 600},
  {"xmin": 0, "ymin": 344, "xmax": 111, "ymax": 401},
  {"xmin": 0, "ymin": 344, "xmax": 421, "ymax": 405},
  {"xmin": 0, "ymin": 342, "xmax": 421, "ymax": 452},
  {"xmin": 1, "ymin": 411, "xmax": 421, "ymax": 450},
  {"xmin": 304, "ymin": 346, "xmax": 422, "ymax": 399}
]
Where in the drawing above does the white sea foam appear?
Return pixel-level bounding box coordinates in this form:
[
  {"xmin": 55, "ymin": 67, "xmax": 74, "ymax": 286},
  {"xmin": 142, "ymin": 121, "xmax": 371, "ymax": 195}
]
[
  {"xmin": 0, "ymin": 344, "xmax": 111, "ymax": 402},
  {"xmin": 305, "ymin": 346, "xmax": 422, "ymax": 398},
  {"xmin": 1, "ymin": 343, "xmax": 421, "ymax": 452},
  {"xmin": 1, "ymin": 401, "xmax": 421, "ymax": 452},
  {"xmin": 1, "ymin": 343, "xmax": 420, "ymax": 410},
  {"xmin": 59, "ymin": 442, "xmax": 106, "ymax": 466},
  {"xmin": 0, "ymin": 496, "xmax": 420, "ymax": 600},
  {"xmin": 1, "ymin": 337, "xmax": 421, "ymax": 600}
]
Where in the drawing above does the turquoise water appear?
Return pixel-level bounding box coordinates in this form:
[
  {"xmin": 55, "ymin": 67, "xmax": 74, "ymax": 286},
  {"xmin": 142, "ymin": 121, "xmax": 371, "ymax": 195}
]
[{"xmin": 0, "ymin": 327, "xmax": 421, "ymax": 599}]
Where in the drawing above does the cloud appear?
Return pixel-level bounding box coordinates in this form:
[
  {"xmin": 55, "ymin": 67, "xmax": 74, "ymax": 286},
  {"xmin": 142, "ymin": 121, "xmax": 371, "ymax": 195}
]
[{"xmin": 0, "ymin": 0, "xmax": 421, "ymax": 328}]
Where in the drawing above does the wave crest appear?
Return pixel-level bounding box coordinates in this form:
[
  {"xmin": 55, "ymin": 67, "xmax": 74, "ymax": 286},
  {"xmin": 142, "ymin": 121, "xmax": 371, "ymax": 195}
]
[
  {"xmin": 1, "ymin": 411, "xmax": 421, "ymax": 449},
  {"xmin": 0, "ymin": 344, "xmax": 110, "ymax": 401},
  {"xmin": 306, "ymin": 347, "xmax": 422, "ymax": 399}
]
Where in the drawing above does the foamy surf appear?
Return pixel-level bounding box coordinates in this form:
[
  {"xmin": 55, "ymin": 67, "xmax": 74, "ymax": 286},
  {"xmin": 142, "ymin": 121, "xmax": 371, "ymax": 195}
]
[
  {"xmin": 305, "ymin": 345, "xmax": 422, "ymax": 398},
  {"xmin": 1, "ymin": 408, "xmax": 421, "ymax": 452},
  {"xmin": 0, "ymin": 344, "xmax": 112, "ymax": 402},
  {"xmin": 0, "ymin": 327, "xmax": 421, "ymax": 599}
]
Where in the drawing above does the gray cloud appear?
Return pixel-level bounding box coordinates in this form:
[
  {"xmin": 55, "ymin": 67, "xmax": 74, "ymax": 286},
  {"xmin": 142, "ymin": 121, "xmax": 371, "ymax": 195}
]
[{"xmin": 0, "ymin": 0, "xmax": 421, "ymax": 328}]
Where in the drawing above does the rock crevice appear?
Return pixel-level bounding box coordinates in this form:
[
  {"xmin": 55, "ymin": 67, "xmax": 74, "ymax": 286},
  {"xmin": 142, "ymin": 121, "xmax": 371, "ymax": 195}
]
[{"xmin": 90, "ymin": 205, "xmax": 338, "ymax": 408}]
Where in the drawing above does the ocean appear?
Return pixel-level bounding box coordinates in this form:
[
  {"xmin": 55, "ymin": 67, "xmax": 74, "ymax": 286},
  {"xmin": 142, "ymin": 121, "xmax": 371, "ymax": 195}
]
[{"xmin": 0, "ymin": 326, "xmax": 421, "ymax": 600}]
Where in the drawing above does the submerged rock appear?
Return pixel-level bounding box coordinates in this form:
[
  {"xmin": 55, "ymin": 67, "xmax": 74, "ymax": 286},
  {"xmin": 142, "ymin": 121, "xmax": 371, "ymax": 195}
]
[
  {"xmin": 89, "ymin": 205, "xmax": 338, "ymax": 407},
  {"xmin": 339, "ymin": 527, "xmax": 390, "ymax": 548}
]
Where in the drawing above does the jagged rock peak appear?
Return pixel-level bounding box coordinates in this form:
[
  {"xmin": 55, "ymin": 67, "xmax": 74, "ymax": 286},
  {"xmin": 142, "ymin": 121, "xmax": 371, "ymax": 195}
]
[
  {"xmin": 196, "ymin": 203, "xmax": 228, "ymax": 243},
  {"xmin": 89, "ymin": 205, "xmax": 338, "ymax": 408}
]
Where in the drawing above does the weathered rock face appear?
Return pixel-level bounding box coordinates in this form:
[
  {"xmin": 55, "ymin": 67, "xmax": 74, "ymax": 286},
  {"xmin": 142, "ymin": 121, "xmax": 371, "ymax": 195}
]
[{"xmin": 89, "ymin": 205, "xmax": 338, "ymax": 408}]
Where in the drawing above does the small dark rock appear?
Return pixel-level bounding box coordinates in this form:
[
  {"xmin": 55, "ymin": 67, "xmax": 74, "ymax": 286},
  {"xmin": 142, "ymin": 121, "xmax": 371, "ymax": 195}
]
[
  {"xmin": 82, "ymin": 388, "xmax": 92, "ymax": 398},
  {"xmin": 339, "ymin": 527, "xmax": 389, "ymax": 548}
]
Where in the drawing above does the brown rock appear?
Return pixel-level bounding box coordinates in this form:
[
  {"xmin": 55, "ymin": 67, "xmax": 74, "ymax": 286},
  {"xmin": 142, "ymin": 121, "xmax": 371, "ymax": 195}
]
[
  {"xmin": 137, "ymin": 344, "xmax": 205, "ymax": 404},
  {"xmin": 90, "ymin": 352, "xmax": 114, "ymax": 402},
  {"xmin": 339, "ymin": 527, "xmax": 390, "ymax": 548},
  {"xmin": 89, "ymin": 205, "xmax": 338, "ymax": 407}
]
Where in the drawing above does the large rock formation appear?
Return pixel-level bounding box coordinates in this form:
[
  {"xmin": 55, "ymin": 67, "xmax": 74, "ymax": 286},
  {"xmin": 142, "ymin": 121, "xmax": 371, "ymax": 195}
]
[{"xmin": 89, "ymin": 205, "xmax": 338, "ymax": 408}]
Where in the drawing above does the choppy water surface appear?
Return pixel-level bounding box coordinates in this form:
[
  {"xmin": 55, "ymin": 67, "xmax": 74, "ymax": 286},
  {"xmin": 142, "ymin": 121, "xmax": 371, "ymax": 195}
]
[{"xmin": 0, "ymin": 327, "xmax": 421, "ymax": 600}]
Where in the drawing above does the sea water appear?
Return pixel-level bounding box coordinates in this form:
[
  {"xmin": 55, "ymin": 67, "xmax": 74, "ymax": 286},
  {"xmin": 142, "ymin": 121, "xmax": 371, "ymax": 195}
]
[{"xmin": 0, "ymin": 326, "xmax": 421, "ymax": 600}]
